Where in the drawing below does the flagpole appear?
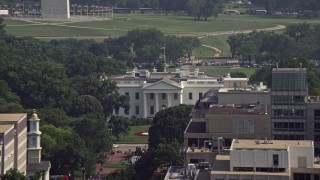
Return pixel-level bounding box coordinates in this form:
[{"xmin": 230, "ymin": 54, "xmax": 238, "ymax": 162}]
[{"xmin": 164, "ymin": 44, "xmax": 166, "ymax": 73}]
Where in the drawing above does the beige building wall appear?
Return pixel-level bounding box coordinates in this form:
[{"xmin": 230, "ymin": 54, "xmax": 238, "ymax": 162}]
[
  {"xmin": 206, "ymin": 114, "xmax": 270, "ymax": 140},
  {"xmin": 0, "ymin": 114, "xmax": 27, "ymax": 174}
]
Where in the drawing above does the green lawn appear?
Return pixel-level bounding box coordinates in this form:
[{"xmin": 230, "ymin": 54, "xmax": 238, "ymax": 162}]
[
  {"xmin": 117, "ymin": 125, "xmax": 150, "ymax": 144},
  {"xmin": 3, "ymin": 14, "xmax": 296, "ymax": 38},
  {"xmin": 199, "ymin": 35, "xmax": 231, "ymax": 57},
  {"xmin": 198, "ymin": 67, "xmax": 259, "ymax": 78}
]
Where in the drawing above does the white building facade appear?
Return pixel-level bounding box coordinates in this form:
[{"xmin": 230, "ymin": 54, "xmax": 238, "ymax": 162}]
[
  {"xmin": 111, "ymin": 68, "xmax": 225, "ymax": 118},
  {"xmin": 211, "ymin": 139, "xmax": 320, "ymax": 180}
]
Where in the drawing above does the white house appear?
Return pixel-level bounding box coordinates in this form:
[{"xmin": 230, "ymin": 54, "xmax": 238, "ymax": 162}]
[{"xmin": 111, "ymin": 68, "xmax": 229, "ymax": 118}]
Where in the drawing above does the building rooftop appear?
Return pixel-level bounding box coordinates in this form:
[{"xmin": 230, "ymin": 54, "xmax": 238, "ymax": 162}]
[
  {"xmin": 0, "ymin": 114, "xmax": 26, "ymax": 122},
  {"xmin": 206, "ymin": 106, "xmax": 268, "ymax": 115},
  {"xmin": 272, "ymin": 68, "xmax": 306, "ymax": 72},
  {"xmin": 0, "ymin": 124, "xmax": 14, "ymax": 134},
  {"xmin": 231, "ymin": 139, "xmax": 313, "ymax": 150}
]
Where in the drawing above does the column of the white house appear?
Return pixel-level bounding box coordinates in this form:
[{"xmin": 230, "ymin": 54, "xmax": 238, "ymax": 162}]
[
  {"xmin": 155, "ymin": 93, "xmax": 159, "ymax": 113},
  {"xmin": 167, "ymin": 93, "xmax": 172, "ymax": 107},
  {"xmin": 143, "ymin": 93, "xmax": 147, "ymax": 118},
  {"xmin": 179, "ymin": 92, "xmax": 183, "ymax": 104}
]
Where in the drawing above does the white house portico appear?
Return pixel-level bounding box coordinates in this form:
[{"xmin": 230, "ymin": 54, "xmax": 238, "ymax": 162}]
[{"xmin": 142, "ymin": 79, "xmax": 183, "ymax": 117}]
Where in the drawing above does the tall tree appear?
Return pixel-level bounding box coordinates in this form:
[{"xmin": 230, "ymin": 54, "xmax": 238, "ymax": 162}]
[
  {"xmin": 109, "ymin": 115, "xmax": 131, "ymax": 141},
  {"xmin": 148, "ymin": 104, "xmax": 192, "ymax": 149},
  {"xmin": 185, "ymin": 0, "xmax": 223, "ymax": 21}
]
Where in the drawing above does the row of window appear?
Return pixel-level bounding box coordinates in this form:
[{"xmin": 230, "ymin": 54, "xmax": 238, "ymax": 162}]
[
  {"xmin": 272, "ymin": 109, "xmax": 305, "ymax": 117},
  {"xmin": 125, "ymin": 92, "xmax": 203, "ymax": 100},
  {"xmin": 273, "ymin": 122, "xmax": 305, "ymax": 132}
]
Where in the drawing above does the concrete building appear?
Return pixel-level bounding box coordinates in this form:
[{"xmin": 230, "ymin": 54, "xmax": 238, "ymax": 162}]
[
  {"xmin": 111, "ymin": 68, "xmax": 225, "ymax": 118},
  {"xmin": 271, "ymin": 67, "xmax": 309, "ymax": 141},
  {"xmin": 0, "ymin": 114, "xmax": 27, "ymax": 175},
  {"xmin": 184, "ymin": 83, "xmax": 271, "ymax": 164},
  {"xmin": 211, "ymin": 139, "xmax": 320, "ymax": 180},
  {"xmin": 41, "ymin": 0, "xmax": 70, "ymax": 19}
]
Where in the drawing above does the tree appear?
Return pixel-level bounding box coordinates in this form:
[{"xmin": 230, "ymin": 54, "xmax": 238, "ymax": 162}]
[
  {"xmin": 41, "ymin": 124, "xmax": 96, "ymax": 178},
  {"xmin": 73, "ymin": 114, "xmax": 113, "ymax": 154},
  {"xmin": 285, "ymin": 23, "xmax": 312, "ymax": 42},
  {"xmin": 69, "ymin": 95, "xmax": 104, "ymax": 117},
  {"xmin": 230, "ymin": 72, "xmax": 247, "ymax": 78},
  {"xmin": 0, "ymin": 17, "xmax": 5, "ymax": 37},
  {"xmin": 185, "ymin": 0, "xmax": 223, "ymax": 21},
  {"xmin": 148, "ymin": 104, "xmax": 192, "ymax": 149},
  {"xmin": 227, "ymin": 34, "xmax": 244, "ymax": 59},
  {"xmin": 109, "ymin": 115, "xmax": 131, "ymax": 141},
  {"xmin": 70, "ymin": 74, "xmax": 130, "ymax": 117},
  {"xmin": 1, "ymin": 168, "xmax": 26, "ymax": 180}
]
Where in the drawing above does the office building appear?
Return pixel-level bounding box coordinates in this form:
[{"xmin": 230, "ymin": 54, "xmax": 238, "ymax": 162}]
[
  {"xmin": 211, "ymin": 139, "xmax": 320, "ymax": 180},
  {"xmin": 0, "ymin": 114, "xmax": 27, "ymax": 174}
]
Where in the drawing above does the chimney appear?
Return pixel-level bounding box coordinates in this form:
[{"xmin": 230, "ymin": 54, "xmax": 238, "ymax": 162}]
[{"xmin": 276, "ymin": 63, "xmax": 278, "ymax": 69}]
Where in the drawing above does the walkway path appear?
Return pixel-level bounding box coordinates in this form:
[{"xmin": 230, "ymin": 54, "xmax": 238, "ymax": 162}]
[
  {"xmin": 92, "ymin": 144, "xmax": 148, "ymax": 179},
  {"xmin": 198, "ymin": 25, "xmax": 286, "ymax": 57}
]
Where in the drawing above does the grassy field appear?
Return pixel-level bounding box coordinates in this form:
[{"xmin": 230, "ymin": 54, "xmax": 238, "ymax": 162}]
[
  {"xmin": 4, "ymin": 14, "xmax": 320, "ymax": 57},
  {"xmin": 3, "ymin": 14, "xmax": 281, "ymax": 37},
  {"xmin": 117, "ymin": 125, "xmax": 150, "ymax": 144},
  {"xmin": 199, "ymin": 35, "xmax": 231, "ymax": 56}
]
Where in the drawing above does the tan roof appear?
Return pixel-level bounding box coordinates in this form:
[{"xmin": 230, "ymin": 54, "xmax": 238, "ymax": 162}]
[
  {"xmin": 0, "ymin": 124, "xmax": 14, "ymax": 134},
  {"xmin": 231, "ymin": 139, "xmax": 313, "ymax": 150},
  {"xmin": 211, "ymin": 170, "xmax": 289, "ymax": 176},
  {"xmin": 272, "ymin": 68, "xmax": 306, "ymax": 72},
  {"xmin": 0, "ymin": 114, "xmax": 26, "ymax": 122}
]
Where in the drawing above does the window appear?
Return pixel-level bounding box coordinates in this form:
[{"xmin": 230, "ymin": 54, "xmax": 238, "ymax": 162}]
[
  {"xmin": 135, "ymin": 92, "xmax": 139, "ymax": 99},
  {"xmin": 315, "ymin": 123, "xmax": 320, "ymax": 132},
  {"xmin": 150, "ymin": 93, "xmax": 154, "ymax": 100},
  {"xmin": 135, "ymin": 106, "xmax": 139, "ymax": 115},
  {"xmin": 315, "ymin": 109, "xmax": 320, "ymax": 120},
  {"xmin": 32, "ymin": 137, "xmax": 37, "ymax": 147},
  {"xmin": 125, "ymin": 92, "xmax": 129, "ymax": 96},
  {"xmin": 273, "ymin": 154, "xmax": 279, "ymax": 166},
  {"xmin": 174, "ymin": 93, "xmax": 178, "ymax": 100},
  {"xmin": 162, "ymin": 93, "xmax": 166, "ymax": 100},
  {"xmin": 199, "ymin": 93, "xmax": 203, "ymax": 99},
  {"xmin": 189, "ymin": 93, "xmax": 193, "ymax": 100},
  {"xmin": 150, "ymin": 106, "xmax": 154, "ymax": 115}
]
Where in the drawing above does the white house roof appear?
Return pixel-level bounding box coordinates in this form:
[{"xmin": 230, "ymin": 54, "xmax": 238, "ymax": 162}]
[{"xmin": 143, "ymin": 78, "xmax": 182, "ymax": 90}]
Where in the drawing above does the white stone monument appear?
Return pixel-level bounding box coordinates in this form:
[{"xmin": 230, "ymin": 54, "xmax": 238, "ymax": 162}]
[{"xmin": 41, "ymin": 0, "xmax": 70, "ymax": 19}]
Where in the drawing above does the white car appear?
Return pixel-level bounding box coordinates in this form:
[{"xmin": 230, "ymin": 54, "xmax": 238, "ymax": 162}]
[{"xmin": 112, "ymin": 144, "xmax": 119, "ymax": 148}]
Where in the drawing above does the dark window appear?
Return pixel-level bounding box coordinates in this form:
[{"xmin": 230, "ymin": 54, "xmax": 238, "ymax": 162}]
[
  {"xmin": 162, "ymin": 93, "xmax": 166, "ymax": 100},
  {"xmin": 315, "ymin": 123, "xmax": 320, "ymax": 132},
  {"xmin": 135, "ymin": 106, "xmax": 139, "ymax": 115},
  {"xmin": 273, "ymin": 154, "xmax": 279, "ymax": 166},
  {"xmin": 125, "ymin": 92, "xmax": 129, "ymax": 96},
  {"xmin": 135, "ymin": 92, "xmax": 139, "ymax": 100},
  {"xmin": 150, "ymin": 106, "xmax": 154, "ymax": 115},
  {"xmin": 189, "ymin": 93, "xmax": 193, "ymax": 100},
  {"xmin": 174, "ymin": 93, "xmax": 178, "ymax": 100},
  {"xmin": 150, "ymin": 93, "xmax": 154, "ymax": 100},
  {"xmin": 199, "ymin": 93, "xmax": 203, "ymax": 99},
  {"xmin": 315, "ymin": 109, "xmax": 320, "ymax": 120}
]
